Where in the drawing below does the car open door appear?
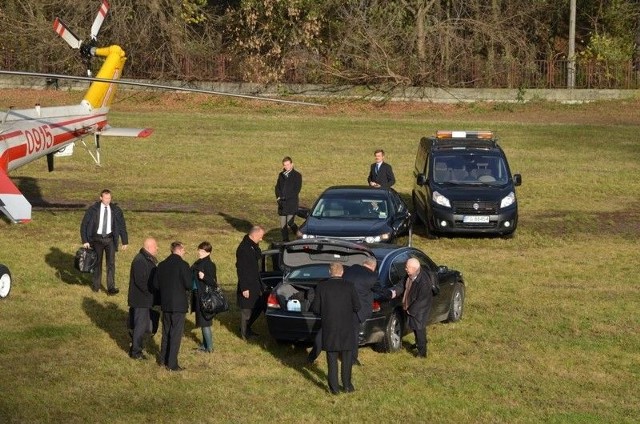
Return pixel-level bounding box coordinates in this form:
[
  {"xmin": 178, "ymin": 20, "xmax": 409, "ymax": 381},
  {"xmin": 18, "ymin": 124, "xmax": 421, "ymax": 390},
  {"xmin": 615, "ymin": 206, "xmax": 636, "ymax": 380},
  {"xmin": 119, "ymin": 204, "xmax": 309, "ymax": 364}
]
[{"xmin": 260, "ymin": 248, "xmax": 283, "ymax": 292}]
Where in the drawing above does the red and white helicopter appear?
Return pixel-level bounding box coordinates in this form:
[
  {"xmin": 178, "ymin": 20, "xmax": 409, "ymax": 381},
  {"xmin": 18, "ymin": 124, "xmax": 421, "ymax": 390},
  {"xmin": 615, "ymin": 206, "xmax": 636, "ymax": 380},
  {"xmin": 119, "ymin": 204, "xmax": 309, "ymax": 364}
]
[{"xmin": 0, "ymin": 0, "xmax": 316, "ymax": 225}]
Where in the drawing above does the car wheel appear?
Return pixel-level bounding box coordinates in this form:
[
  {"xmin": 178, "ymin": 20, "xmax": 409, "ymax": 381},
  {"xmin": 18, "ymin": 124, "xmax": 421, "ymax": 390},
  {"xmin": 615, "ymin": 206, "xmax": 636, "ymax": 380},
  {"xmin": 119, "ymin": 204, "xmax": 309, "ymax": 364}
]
[
  {"xmin": 0, "ymin": 264, "xmax": 11, "ymax": 299},
  {"xmin": 447, "ymin": 282, "xmax": 465, "ymax": 322},
  {"xmin": 377, "ymin": 310, "xmax": 403, "ymax": 353}
]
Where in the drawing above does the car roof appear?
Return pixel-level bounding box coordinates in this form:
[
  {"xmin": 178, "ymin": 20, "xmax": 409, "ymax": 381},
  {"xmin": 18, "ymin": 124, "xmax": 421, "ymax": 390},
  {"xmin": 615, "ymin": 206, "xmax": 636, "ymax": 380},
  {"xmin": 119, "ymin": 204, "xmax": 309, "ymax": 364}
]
[{"xmin": 321, "ymin": 185, "xmax": 396, "ymax": 196}]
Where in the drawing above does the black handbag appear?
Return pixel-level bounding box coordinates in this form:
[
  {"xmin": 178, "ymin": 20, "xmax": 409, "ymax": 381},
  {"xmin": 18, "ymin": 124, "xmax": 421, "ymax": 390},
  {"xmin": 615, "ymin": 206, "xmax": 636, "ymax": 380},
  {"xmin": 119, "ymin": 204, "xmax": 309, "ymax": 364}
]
[
  {"xmin": 74, "ymin": 247, "xmax": 97, "ymax": 273},
  {"xmin": 199, "ymin": 285, "xmax": 229, "ymax": 317}
]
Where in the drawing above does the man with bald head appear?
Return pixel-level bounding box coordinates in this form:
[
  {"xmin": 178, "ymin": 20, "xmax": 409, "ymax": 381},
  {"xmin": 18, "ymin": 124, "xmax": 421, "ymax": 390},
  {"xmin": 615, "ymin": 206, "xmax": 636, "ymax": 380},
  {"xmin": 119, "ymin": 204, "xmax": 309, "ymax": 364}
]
[
  {"xmin": 236, "ymin": 225, "xmax": 267, "ymax": 340},
  {"xmin": 391, "ymin": 257, "xmax": 435, "ymax": 358},
  {"xmin": 311, "ymin": 262, "xmax": 361, "ymax": 394},
  {"xmin": 127, "ymin": 237, "xmax": 159, "ymax": 360}
]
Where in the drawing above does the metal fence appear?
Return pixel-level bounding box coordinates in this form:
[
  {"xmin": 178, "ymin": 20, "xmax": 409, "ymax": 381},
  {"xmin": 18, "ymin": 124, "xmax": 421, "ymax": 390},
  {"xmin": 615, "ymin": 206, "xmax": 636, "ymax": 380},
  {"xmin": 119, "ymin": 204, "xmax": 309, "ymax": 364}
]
[
  {"xmin": 150, "ymin": 56, "xmax": 640, "ymax": 89},
  {"xmin": 3, "ymin": 49, "xmax": 639, "ymax": 89}
]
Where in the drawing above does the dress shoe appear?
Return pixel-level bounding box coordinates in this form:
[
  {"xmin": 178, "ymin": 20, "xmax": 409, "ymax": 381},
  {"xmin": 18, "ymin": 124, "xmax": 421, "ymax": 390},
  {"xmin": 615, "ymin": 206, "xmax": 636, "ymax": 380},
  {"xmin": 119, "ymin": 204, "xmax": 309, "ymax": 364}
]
[
  {"xmin": 195, "ymin": 346, "xmax": 212, "ymax": 353},
  {"xmin": 167, "ymin": 365, "xmax": 185, "ymax": 372},
  {"xmin": 343, "ymin": 385, "xmax": 355, "ymax": 393},
  {"xmin": 107, "ymin": 287, "xmax": 120, "ymax": 296},
  {"xmin": 409, "ymin": 343, "xmax": 417, "ymax": 350},
  {"xmin": 329, "ymin": 388, "xmax": 340, "ymax": 395},
  {"xmin": 129, "ymin": 353, "xmax": 147, "ymax": 360},
  {"xmin": 91, "ymin": 287, "xmax": 99, "ymax": 293}
]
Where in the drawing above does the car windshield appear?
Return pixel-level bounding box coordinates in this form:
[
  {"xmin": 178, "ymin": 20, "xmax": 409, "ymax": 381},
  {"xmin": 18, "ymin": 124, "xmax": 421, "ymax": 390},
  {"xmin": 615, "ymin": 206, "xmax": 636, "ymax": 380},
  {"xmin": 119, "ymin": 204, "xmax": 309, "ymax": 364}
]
[
  {"xmin": 432, "ymin": 154, "xmax": 509, "ymax": 184},
  {"xmin": 287, "ymin": 264, "xmax": 330, "ymax": 281},
  {"xmin": 310, "ymin": 194, "xmax": 389, "ymax": 219}
]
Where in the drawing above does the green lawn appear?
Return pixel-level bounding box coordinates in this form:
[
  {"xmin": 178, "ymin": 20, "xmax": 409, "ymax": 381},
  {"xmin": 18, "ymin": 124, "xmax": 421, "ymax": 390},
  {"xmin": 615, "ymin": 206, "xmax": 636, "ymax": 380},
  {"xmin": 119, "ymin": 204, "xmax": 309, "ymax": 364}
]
[{"xmin": 1, "ymin": 93, "xmax": 639, "ymax": 423}]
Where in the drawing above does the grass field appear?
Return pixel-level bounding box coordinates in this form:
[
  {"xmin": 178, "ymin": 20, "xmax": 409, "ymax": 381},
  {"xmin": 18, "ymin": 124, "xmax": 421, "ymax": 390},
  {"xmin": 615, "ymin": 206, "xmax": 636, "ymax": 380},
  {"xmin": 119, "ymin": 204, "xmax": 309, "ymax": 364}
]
[{"xmin": 1, "ymin": 91, "xmax": 639, "ymax": 423}]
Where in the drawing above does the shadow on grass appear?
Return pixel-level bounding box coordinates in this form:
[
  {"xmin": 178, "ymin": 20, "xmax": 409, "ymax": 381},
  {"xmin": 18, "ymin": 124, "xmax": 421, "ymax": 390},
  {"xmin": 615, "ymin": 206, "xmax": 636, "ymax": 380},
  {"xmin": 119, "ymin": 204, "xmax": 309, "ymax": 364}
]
[
  {"xmin": 16, "ymin": 176, "xmax": 87, "ymax": 211},
  {"xmin": 82, "ymin": 297, "xmax": 160, "ymax": 358},
  {"xmin": 212, "ymin": 292, "xmax": 329, "ymax": 393},
  {"xmin": 218, "ymin": 212, "xmax": 253, "ymax": 233},
  {"xmin": 217, "ymin": 212, "xmax": 284, "ymax": 249},
  {"xmin": 45, "ymin": 246, "xmax": 91, "ymax": 286}
]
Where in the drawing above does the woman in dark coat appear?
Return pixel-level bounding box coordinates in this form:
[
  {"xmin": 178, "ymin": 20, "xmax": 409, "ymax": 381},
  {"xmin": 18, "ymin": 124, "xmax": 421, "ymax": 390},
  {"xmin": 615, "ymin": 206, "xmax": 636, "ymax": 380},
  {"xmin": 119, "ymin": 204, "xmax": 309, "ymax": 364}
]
[{"xmin": 191, "ymin": 241, "xmax": 218, "ymax": 352}]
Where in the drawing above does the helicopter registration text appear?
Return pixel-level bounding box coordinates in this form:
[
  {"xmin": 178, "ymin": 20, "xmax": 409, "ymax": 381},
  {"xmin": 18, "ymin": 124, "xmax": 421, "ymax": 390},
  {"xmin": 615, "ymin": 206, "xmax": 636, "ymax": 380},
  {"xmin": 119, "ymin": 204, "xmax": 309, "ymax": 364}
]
[{"xmin": 25, "ymin": 125, "xmax": 54, "ymax": 154}]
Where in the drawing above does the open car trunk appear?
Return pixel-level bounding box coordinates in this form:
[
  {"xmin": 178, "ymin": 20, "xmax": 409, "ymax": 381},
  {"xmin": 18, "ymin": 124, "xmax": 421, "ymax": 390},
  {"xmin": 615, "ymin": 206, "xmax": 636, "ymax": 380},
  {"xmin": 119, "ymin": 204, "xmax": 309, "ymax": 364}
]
[
  {"xmin": 272, "ymin": 282, "xmax": 316, "ymax": 312},
  {"xmin": 282, "ymin": 239, "xmax": 374, "ymax": 268},
  {"xmin": 271, "ymin": 239, "xmax": 375, "ymax": 313}
]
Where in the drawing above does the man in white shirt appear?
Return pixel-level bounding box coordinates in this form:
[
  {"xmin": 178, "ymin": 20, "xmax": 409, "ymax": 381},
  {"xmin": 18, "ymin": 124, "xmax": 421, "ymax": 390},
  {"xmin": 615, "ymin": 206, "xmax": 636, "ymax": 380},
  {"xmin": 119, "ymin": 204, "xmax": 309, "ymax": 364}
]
[{"xmin": 80, "ymin": 189, "xmax": 129, "ymax": 294}]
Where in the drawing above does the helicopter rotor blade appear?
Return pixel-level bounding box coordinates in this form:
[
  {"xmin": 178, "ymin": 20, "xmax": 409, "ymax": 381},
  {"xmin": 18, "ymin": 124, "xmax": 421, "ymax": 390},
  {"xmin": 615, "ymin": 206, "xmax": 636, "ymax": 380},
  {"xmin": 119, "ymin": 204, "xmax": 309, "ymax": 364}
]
[
  {"xmin": 53, "ymin": 17, "xmax": 82, "ymax": 50},
  {"xmin": 90, "ymin": 0, "xmax": 110, "ymax": 41},
  {"xmin": 0, "ymin": 70, "xmax": 324, "ymax": 107}
]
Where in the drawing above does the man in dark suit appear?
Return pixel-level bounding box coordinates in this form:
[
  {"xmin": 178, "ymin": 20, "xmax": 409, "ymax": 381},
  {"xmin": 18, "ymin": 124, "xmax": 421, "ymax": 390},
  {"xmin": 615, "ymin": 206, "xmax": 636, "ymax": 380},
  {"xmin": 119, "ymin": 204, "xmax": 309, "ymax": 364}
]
[
  {"xmin": 275, "ymin": 156, "xmax": 303, "ymax": 241},
  {"xmin": 367, "ymin": 149, "xmax": 396, "ymax": 188},
  {"xmin": 236, "ymin": 226, "xmax": 266, "ymax": 340},
  {"xmin": 311, "ymin": 262, "xmax": 361, "ymax": 395},
  {"xmin": 80, "ymin": 189, "xmax": 128, "ymax": 295},
  {"xmin": 154, "ymin": 241, "xmax": 191, "ymax": 371},
  {"xmin": 127, "ymin": 237, "xmax": 158, "ymax": 360},
  {"xmin": 390, "ymin": 257, "xmax": 434, "ymax": 358},
  {"xmin": 343, "ymin": 258, "xmax": 377, "ymax": 366}
]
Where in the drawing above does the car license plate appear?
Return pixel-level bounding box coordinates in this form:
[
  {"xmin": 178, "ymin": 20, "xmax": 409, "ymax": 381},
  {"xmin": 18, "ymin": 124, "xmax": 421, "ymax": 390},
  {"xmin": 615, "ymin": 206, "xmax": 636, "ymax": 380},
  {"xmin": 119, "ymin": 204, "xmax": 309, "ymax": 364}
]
[{"xmin": 463, "ymin": 215, "xmax": 490, "ymax": 223}]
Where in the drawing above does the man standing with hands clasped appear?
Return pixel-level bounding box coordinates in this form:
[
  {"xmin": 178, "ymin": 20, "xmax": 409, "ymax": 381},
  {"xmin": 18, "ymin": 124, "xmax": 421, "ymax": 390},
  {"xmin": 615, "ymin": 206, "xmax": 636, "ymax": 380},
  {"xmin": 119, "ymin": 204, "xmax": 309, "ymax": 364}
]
[
  {"xmin": 367, "ymin": 149, "xmax": 396, "ymax": 189},
  {"xmin": 80, "ymin": 189, "xmax": 128, "ymax": 295},
  {"xmin": 311, "ymin": 262, "xmax": 361, "ymax": 395},
  {"xmin": 154, "ymin": 241, "xmax": 191, "ymax": 371},
  {"xmin": 275, "ymin": 156, "xmax": 302, "ymax": 241}
]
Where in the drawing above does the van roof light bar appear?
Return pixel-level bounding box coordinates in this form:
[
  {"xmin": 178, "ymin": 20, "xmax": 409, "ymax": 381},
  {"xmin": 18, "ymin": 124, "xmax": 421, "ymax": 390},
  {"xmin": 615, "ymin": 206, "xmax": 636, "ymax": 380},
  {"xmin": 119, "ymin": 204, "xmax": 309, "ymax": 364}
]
[{"xmin": 436, "ymin": 130, "xmax": 494, "ymax": 140}]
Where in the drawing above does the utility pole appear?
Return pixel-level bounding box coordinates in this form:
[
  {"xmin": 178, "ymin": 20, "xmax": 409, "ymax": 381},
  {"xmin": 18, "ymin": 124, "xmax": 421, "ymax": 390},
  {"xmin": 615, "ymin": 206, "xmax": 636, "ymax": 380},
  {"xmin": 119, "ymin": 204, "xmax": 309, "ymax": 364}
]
[{"xmin": 567, "ymin": 0, "xmax": 576, "ymax": 88}]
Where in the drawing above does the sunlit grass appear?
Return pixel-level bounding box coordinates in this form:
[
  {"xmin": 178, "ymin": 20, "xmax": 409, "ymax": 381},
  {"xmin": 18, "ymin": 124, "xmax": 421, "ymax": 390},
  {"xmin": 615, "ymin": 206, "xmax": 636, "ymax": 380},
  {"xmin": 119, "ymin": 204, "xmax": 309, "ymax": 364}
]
[{"xmin": 1, "ymin": 92, "xmax": 639, "ymax": 423}]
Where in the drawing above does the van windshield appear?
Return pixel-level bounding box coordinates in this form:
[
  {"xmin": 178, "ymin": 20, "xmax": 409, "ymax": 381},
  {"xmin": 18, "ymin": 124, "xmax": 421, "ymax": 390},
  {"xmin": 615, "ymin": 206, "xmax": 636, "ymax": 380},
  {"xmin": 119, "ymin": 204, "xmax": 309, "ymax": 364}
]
[{"xmin": 431, "ymin": 154, "xmax": 509, "ymax": 184}]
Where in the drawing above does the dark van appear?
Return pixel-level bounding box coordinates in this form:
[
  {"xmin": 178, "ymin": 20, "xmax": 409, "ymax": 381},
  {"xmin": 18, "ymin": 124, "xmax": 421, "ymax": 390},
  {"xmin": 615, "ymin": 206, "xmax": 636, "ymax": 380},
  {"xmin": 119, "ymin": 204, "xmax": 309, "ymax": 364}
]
[{"xmin": 412, "ymin": 130, "xmax": 522, "ymax": 237}]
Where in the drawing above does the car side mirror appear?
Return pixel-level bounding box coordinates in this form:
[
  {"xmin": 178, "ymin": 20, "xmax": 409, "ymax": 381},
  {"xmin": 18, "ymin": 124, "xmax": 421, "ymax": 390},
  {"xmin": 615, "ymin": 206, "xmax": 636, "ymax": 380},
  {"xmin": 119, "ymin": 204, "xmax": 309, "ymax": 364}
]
[
  {"xmin": 416, "ymin": 173, "xmax": 427, "ymax": 186},
  {"xmin": 297, "ymin": 207, "xmax": 310, "ymax": 219},
  {"xmin": 513, "ymin": 174, "xmax": 522, "ymax": 186}
]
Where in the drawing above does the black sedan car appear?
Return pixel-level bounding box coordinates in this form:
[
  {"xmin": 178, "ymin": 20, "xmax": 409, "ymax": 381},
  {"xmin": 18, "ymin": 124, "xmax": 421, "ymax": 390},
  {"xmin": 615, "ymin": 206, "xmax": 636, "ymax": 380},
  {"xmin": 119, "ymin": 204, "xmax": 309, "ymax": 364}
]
[
  {"xmin": 262, "ymin": 239, "xmax": 465, "ymax": 352},
  {"xmin": 296, "ymin": 186, "xmax": 412, "ymax": 244}
]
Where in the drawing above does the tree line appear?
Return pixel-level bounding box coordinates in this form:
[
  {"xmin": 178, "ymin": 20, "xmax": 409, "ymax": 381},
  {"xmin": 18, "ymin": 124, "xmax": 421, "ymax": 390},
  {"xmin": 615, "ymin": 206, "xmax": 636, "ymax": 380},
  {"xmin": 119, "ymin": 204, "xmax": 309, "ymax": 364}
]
[{"xmin": 1, "ymin": 0, "xmax": 639, "ymax": 89}]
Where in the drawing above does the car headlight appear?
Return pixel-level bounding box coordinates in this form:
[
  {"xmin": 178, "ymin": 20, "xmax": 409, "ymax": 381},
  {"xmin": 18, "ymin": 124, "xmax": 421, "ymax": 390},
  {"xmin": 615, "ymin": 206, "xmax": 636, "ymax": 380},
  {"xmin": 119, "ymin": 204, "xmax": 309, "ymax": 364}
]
[
  {"xmin": 432, "ymin": 191, "xmax": 451, "ymax": 208},
  {"xmin": 364, "ymin": 233, "xmax": 390, "ymax": 243},
  {"xmin": 301, "ymin": 234, "xmax": 315, "ymax": 239},
  {"xmin": 500, "ymin": 192, "xmax": 516, "ymax": 208}
]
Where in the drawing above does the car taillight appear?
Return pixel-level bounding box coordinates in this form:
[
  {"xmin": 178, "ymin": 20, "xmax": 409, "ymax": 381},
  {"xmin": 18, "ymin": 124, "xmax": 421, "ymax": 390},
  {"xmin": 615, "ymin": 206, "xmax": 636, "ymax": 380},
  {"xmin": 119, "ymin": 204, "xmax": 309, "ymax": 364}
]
[
  {"xmin": 372, "ymin": 300, "xmax": 381, "ymax": 313},
  {"xmin": 267, "ymin": 293, "xmax": 280, "ymax": 309}
]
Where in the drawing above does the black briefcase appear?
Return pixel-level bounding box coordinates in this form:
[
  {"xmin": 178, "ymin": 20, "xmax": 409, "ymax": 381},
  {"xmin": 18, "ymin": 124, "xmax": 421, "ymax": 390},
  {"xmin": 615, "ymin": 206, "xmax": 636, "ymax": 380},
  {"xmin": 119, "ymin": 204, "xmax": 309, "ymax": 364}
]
[{"xmin": 74, "ymin": 247, "xmax": 97, "ymax": 273}]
